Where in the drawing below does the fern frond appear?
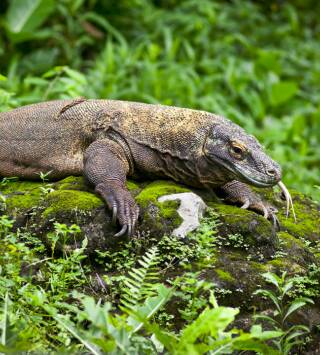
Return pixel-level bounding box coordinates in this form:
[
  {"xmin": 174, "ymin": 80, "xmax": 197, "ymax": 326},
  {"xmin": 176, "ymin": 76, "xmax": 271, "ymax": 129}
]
[{"xmin": 120, "ymin": 246, "xmax": 160, "ymax": 314}]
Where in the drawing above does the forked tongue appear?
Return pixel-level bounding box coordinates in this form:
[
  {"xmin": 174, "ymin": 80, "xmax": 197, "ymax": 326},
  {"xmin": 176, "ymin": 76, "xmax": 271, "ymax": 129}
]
[{"xmin": 278, "ymin": 181, "xmax": 297, "ymax": 222}]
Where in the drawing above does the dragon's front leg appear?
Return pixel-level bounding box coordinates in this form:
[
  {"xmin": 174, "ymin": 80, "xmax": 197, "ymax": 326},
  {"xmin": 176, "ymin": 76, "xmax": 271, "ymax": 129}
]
[{"xmin": 220, "ymin": 180, "xmax": 280, "ymax": 230}]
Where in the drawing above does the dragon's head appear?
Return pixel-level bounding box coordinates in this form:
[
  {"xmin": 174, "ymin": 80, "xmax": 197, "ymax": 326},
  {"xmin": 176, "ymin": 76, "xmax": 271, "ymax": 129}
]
[{"xmin": 203, "ymin": 122, "xmax": 281, "ymax": 188}]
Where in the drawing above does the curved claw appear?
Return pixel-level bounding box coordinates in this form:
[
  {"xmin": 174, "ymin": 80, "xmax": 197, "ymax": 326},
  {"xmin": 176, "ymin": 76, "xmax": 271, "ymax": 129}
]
[
  {"xmin": 112, "ymin": 205, "xmax": 117, "ymax": 225},
  {"xmin": 262, "ymin": 205, "xmax": 269, "ymax": 219},
  {"xmin": 114, "ymin": 224, "xmax": 128, "ymax": 237},
  {"xmin": 278, "ymin": 181, "xmax": 297, "ymax": 222},
  {"xmin": 271, "ymin": 213, "xmax": 280, "ymax": 231},
  {"xmin": 127, "ymin": 224, "xmax": 132, "ymax": 238},
  {"xmin": 241, "ymin": 199, "xmax": 250, "ymax": 209}
]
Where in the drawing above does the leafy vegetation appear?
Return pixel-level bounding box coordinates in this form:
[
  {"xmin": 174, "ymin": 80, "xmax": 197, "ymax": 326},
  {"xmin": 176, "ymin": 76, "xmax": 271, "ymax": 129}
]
[
  {"xmin": 0, "ymin": 208, "xmax": 317, "ymax": 353},
  {"xmin": 0, "ymin": 0, "xmax": 319, "ymax": 353},
  {"xmin": 254, "ymin": 272, "xmax": 314, "ymax": 354}
]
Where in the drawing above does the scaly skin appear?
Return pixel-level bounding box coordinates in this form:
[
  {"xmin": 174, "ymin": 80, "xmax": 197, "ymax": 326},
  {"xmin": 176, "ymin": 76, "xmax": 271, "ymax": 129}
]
[{"xmin": 0, "ymin": 98, "xmax": 282, "ymax": 236}]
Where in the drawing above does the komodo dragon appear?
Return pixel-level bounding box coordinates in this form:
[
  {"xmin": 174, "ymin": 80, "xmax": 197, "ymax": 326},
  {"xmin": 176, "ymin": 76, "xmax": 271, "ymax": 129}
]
[{"xmin": 0, "ymin": 98, "xmax": 295, "ymax": 236}]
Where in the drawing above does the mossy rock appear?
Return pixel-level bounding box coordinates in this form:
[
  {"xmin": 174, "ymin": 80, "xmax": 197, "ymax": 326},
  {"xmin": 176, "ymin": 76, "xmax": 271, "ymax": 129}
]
[
  {"xmin": 201, "ymin": 188, "xmax": 319, "ymax": 313},
  {"xmin": 42, "ymin": 190, "xmax": 103, "ymax": 218},
  {"xmin": 0, "ymin": 177, "xmax": 191, "ymax": 253},
  {"xmin": 256, "ymin": 188, "xmax": 320, "ymax": 243},
  {"xmin": 202, "ymin": 251, "xmax": 271, "ymax": 308},
  {"xmin": 209, "ymin": 203, "xmax": 278, "ymax": 260},
  {"xmin": 1, "ymin": 180, "xmax": 43, "ymax": 213},
  {"xmin": 279, "ymin": 192, "xmax": 320, "ymax": 242},
  {"xmin": 54, "ymin": 176, "xmax": 89, "ymax": 192},
  {"xmin": 1, "ymin": 176, "xmax": 319, "ymax": 264},
  {"xmin": 135, "ymin": 180, "xmax": 190, "ymax": 234}
]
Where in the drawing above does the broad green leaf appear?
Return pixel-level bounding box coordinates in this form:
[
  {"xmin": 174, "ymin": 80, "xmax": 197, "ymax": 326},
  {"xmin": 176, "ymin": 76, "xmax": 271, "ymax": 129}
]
[
  {"xmin": 126, "ymin": 284, "xmax": 172, "ymax": 334},
  {"xmin": 177, "ymin": 306, "xmax": 238, "ymax": 349},
  {"xmin": 282, "ymin": 280, "xmax": 294, "ymax": 296},
  {"xmin": 270, "ymin": 81, "xmax": 298, "ymax": 106},
  {"xmin": 249, "ymin": 324, "xmax": 283, "ymax": 340},
  {"xmin": 262, "ymin": 272, "xmax": 282, "ymax": 288},
  {"xmin": 285, "ymin": 328, "xmax": 309, "ymax": 342},
  {"xmin": 143, "ymin": 321, "xmax": 178, "ymax": 352},
  {"xmin": 204, "ymin": 329, "xmax": 282, "ymax": 355},
  {"xmin": 81, "ymin": 297, "xmax": 111, "ymax": 329},
  {"xmin": 253, "ymin": 314, "xmax": 280, "ymax": 327},
  {"xmin": 256, "ymin": 50, "xmax": 282, "ymax": 74},
  {"xmin": 53, "ymin": 316, "xmax": 102, "ymax": 355},
  {"xmin": 6, "ymin": 0, "xmax": 55, "ymax": 38},
  {"xmin": 283, "ymin": 297, "xmax": 314, "ymax": 322},
  {"xmin": 232, "ymin": 337, "xmax": 282, "ymax": 355},
  {"xmin": 253, "ymin": 289, "xmax": 281, "ymax": 313}
]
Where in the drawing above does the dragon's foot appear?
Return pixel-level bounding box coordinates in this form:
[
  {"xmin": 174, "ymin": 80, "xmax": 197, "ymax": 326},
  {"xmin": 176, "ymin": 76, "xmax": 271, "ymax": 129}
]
[
  {"xmin": 96, "ymin": 182, "xmax": 139, "ymax": 237},
  {"xmin": 221, "ymin": 180, "xmax": 280, "ymax": 230}
]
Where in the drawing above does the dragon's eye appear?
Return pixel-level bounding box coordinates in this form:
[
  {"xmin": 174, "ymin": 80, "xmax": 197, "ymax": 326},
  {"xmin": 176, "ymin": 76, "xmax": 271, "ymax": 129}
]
[
  {"xmin": 230, "ymin": 141, "xmax": 246, "ymax": 159},
  {"xmin": 231, "ymin": 146, "xmax": 243, "ymax": 154}
]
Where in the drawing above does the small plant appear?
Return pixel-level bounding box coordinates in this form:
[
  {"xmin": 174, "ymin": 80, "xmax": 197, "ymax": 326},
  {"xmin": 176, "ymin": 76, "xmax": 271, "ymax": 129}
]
[
  {"xmin": 173, "ymin": 271, "xmax": 216, "ymax": 323},
  {"xmin": 290, "ymin": 264, "xmax": 320, "ymax": 298},
  {"xmin": 0, "ymin": 215, "xmax": 14, "ymax": 236},
  {"xmin": 254, "ymin": 271, "xmax": 314, "ymax": 354},
  {"xmin": 120, "ymin": 246, "xmax": 160, "ymax": 314},
  {"xmin": 186, "ymin": 208, "xmax": 219, "ymax": 264},
  {"xmin": 38, "ymin": 171, "xmax": 55, "ymax": 195},
  {"xmin": 0, "ymin": 177, "xmax": 19, "ymax": 187},
  {"xmin": 47, "ymin": 222, "xmax": 81, "ymax": 257},
  {"xmin": 0, "ymin": 194, "xmax": 7, "ymax": 211},
  {"xmin": 38, "ymin": 171, "xmax": 52, "ymax": 183},
  {"xmin": 39, "ymin": 184, "xmax": 55, "ymax": 195}
]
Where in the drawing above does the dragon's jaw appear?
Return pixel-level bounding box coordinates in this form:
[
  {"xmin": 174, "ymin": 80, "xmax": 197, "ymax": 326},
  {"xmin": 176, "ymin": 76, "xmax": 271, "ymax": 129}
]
[{"xmin": 209, "ymin": 155, "xmax": 279, "ymax": 188}]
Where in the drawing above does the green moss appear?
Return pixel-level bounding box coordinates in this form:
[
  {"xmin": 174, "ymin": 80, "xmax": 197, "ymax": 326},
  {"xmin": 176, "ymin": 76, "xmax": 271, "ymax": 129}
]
[
  {"xmin": 215, "ymin": 269, "xmax": 235, "ymax": 282},
  {"xmin": 55, "ymin": 176, "xmax": 140, "ymax": 193},
  {"xmin": 266, "ymin": 258, "xmax": 304, "ymax": 272},
  {"xmin": 278, "ymin": 231, "xmax": 305, "ymax": 249},
  {"xmin": 210, "ymin": 203, "xmax": 260, "ymax": 226},
  {"xmin": 268, "ymin": 259, "xmax": 287, "ymax": 268},
  {"xmin": 210, "ymin": 189, "xmax": 320, "ymax": 244},
  {"xmin": 159, "ymin": 200, "xmax": 183, "ymax": 227},
  {"xmin": 135, "ymin": 181, "xmax": 189, "ymax": 229},
  {"xmin": 126, "ymin": 180, "xmax": 140, "ymax": 191},
  {"xmin": 42, "ymin": 190, "xmax": 103, "ymax": 218},
  {"xmin": 211, "ymin": 202, "xmax": 274, "ymax": 246},
  {"xmin": 278, "ymin": 195, "xmax": 320, "ymax": 240},
  {"xmin": 136, "ymin": 180, "xmax": 190, "ymax": 207},
  {"xmin": 249, "ymin": 261, "xmax": 269, "ymax": 273},
  {"xmin": 6, "ymin": 194, "xmax": 41, "ymax": 211},
  {"xmin": 0, "ymin": 180, "xmax": 42, "ymax": 194},
  {"xmin": 55, "ymin": 176, "xmax": 87, "ymax": 191},
  {"xmin": 1, "ymin": 180, "xmax": 43, "ymax": 212}
]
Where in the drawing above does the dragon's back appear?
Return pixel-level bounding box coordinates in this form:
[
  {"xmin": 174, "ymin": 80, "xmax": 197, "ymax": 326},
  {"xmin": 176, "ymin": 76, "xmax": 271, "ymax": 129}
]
[{"xmin": 102, "ymin": 100, "xmax": 222, "ymax": 159}]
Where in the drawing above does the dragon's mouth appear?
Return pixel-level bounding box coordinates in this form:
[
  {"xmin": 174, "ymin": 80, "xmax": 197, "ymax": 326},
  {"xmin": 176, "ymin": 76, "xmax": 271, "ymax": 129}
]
[
  {"xmin": 209, "ymin": 156, "xmax": 278, "ymax": 187},
  {"xmin": 238, "ymin": 172, "xmax": 275, "ymax": 188}
]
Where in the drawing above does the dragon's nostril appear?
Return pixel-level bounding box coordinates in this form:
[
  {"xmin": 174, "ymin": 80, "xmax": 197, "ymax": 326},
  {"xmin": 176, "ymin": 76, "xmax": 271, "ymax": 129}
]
[{"xmin": 266, "ymin": 169, "xmax": 276, "ymax": 176}]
